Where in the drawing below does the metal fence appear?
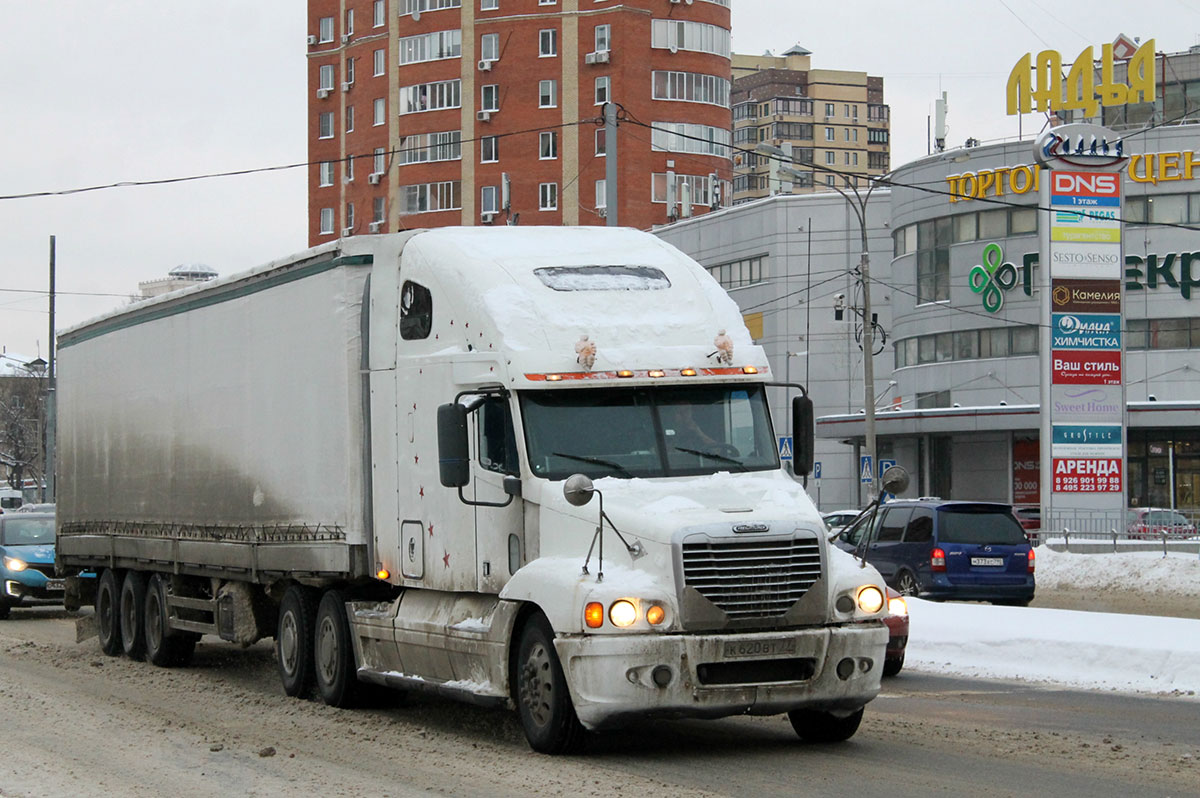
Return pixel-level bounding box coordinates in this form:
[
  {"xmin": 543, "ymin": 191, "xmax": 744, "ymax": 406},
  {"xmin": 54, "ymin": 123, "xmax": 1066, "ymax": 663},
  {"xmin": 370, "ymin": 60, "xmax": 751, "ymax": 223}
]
[{"xmin": 1033, "ymin": 508, "xmax": 1200, "ymax": 555}]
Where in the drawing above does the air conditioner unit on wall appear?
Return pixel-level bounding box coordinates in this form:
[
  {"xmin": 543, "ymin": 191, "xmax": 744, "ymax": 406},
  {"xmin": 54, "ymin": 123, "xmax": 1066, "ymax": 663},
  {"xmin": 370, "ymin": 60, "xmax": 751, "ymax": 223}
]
[
  {"xmin": 368, "ymin": 173, "xmax": 381, "ymax": 184},
  {"xmin": 317, "ymin": 88, "xmax": 330, "ymax": 99},
  {"xmin": 342, "ymin": 227, "xmax": 354, "ymax": 237},
  {"xmin": 481, "ymin": 212, "xmax": 496, "ymax": 224},
  {"xmin": 369, "ymin": 221, "xmax": 384, "ymax": 232},
  {"xmin": 307, "ymin": 35, "xmax": 317, "ymax": 45},
  {"xmin": 476, "ymin": 111, "xmax": 491, "ymax": 122},
  {"xmin": 585, "ymin": 51, "xmax": 610, "ymax": 65},
  {"xmin": 478, "ymin": 59, "xmax": 492, "ymax": 71},
  {"xmin": 342, "ymin": 82, "xmax": 353, "ymax": 92},
  {"xmin": 341, "ymin": 34, "xmax": 351, "ymax": 43}
]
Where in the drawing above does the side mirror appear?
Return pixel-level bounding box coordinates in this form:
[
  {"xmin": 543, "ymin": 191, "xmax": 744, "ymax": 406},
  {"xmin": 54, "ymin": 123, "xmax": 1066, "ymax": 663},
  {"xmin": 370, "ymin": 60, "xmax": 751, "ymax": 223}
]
[
  {"xmin": 881, "ymin": 465, "xmax": 910, "ymax": 496},
  {"xmin": 563, "ymin": 473, "xmax": 595, "ymax": 506},
  {"xmin": 792, "ymin": 395, "xmax": 815, "ymax": 477},
  {"xmin": 437, "ymin": 403, "xmax": 470, "ymax": 488}
]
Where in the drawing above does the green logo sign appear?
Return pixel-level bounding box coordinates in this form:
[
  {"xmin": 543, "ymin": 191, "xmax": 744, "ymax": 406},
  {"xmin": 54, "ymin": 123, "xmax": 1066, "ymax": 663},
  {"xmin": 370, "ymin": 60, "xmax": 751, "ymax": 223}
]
[{"xmin": 969, "ymin": 243, "xmax": 1019, "ymax": 312}]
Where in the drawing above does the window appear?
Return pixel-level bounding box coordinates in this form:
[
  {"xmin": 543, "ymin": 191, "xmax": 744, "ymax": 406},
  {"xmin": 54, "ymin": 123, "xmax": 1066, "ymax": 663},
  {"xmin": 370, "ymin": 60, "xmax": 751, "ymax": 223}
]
[
  {"xmin": 540, "ymin": 182, "xmax": 558, "ymax": 211},
  {"xmin": 345, "ymin": 58, "xmax": 355, "ymax": 86},
  {"xmin": 868, "ymin": 128, "xmax": 889, "ymax": 144},
  {"xmin": 319, "ymin": 161, "xmax": 334, "ymax": 187},
  {"xmin": 345, "ymin": 202, "xmax": 355, "ymax": 230},
  {"xmin": 398, "ymin": 30, "xmax": 462, "ymax": 64},
  {"xmin": 539, "ymin": 80, "xmax": 557, "ymax": 108},
  {"xmin": 650, "ymin": 122, "xmax": 730, "ymax": 157},
  {"xmin": 482, "ymin": 84, "xmax": 499, "ymax": 112},
  {"xmin": 478, "ymin": 397, "xmax": 518, "ymax": 475},
  {"xmin": 595, "ymin": 128, "xmax": 606, "ymax": 156},
  {"xmin": 345, "ymin": 9, "xmax": 355, "ymax": 35},
  {"xmin": 594, "ymin": 24, "xmax": 610, "ymax": 52},
  {"xmin": 401, "ymin": 0, "xmax": 462, "ymax": 14},
  {"xmin": 539, "ymin": 0, "xmax": 556, "ymax": 4},
  {"xmin": 319, "ymin": 111, "xmax": 334, "ymax": 138},
  {"xmin": 825, "ymin": 102, "xmax": 835, "ymax": 117},
  {"xmin": 398, "ymin": 130, "xmax": 462, "ymax": 165},
  {"xmin": 825, "ymin": 151, "xmax": 835, "ymax": 165},
  {"xmin": 374, "ymin": 0, "xmax": 386, "ymax": 27},
  {"xmin": 481, "ymin": 0, "xmax": 498, "ymax": 8},
  {"xmin": 915, "ymin": 217, "xmax": 951, "ymax": 303},
  {"xmin": 706, "ymin": 255, "xmax": 767, "ymax": 289},
  {"xmin": 481, "ymin": 185, "xmax": 498, "ymax": 213},
  {"xmin": 876, "ymin": 508, "xmax": 911, "ymax": 542},
  {"xmin": 651, "ymin": 70, "xmax": 730, "ymax": 107},
  {"xmin": 595, "ymin": 178, "xmax": 607, "ymax": 209},
  {"xmin": 539, "ymin": 29, "xmax": 557, "ymax": 57},
  {"xmin": 539, "ymin": 131, "xmax": 557, "ymax": 159},
  {"xmin": 845, "ymin": 103, "xmax": 857, "ymax": 118},
  {"xmin": 345, "ymin": 104, "xmax": 354, "ymax": 132},
  {"xmin": 916, "ymin": 390, "xmax": 950, "ymax": 409},
  {"xmin": 480, "ymin": 32, "xmax": 499, "ymax": 62},
  {"xmin": 824, "ymin": 127, "xmax": 834, "ymax": 141},
  {"xmin": 400, "ymin": 281, "xmax": 433, "ymax": 340},
  {"xmin": 825, "ymin": 175, "xmax": 836, "ymax": 186},
  {"xmin": 481, "ymin": 135, "xmax": 498, "ymax": 162},
  {"xmin": 593, "ymin": 76, "xmax": 610, "ymax": 105},
  {"xmin": 319, "ymin": 65, "xmax": 335, "ymax": 91},
  {"xmin": 374, "ymin": 97, "xmax": 385, "ymax": 125},
  {"xmin": 373, "ymin": 196, "xmax": 386, "ymax": 224},
  {"xmin": 320, "ymin": 208, "xmax": 334, "ymax": 234},
  {"xmin": 374, "ymin": 147, "xmax": 386, "ymax": 175},
  {"xmin": 904, "ymin": 509, "xmax": 934, "ymax": 543},
  {"xmin": 318, "ymin": 17, "xmax": 334, "ymax": 43},
  {"xmin": 374, "ymin": 49, "xmax": 386, "ymax": 76},
  {"xmin": 399, "ymin": 79, "xmax": 462, "ymax": 114},
  {"xmin": 978, "ymin": 208, "xmax": 1006, "ymax": 238},
  {"xmin": 345, "ymin": 154, "xmax": 355, "ymax": 182},
  {"xmin": 844, "ymin": 151, "xmax": 851, "ymax": 165},
  {"xmin": 649, "ymin": 19, "xmax": 731, "ymax": 57},
  {"xmin": 400, "ymin": 181, "xmax": 462, "ymax": 214}
]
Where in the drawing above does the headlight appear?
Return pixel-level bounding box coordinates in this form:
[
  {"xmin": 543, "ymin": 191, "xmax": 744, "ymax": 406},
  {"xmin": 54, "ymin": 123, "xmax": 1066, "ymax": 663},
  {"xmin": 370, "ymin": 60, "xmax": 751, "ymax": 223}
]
[
  {"xmin": 582, "ymin": 598, "xmax": 671, "ymax": 630},
  {"xmin": 3, "ymin": 556, "xmax": 27, "ymax": 572},
  {"xmin": 609, "ymin": 600, "xmax": 638, "ymax": 627},
  {"xmin": 888, "ymin": 595, "xmax": 908, "ymax": 616},
  {"xmin": 856, "ymin": 585, "xmax": 885, "ymax": 614}
]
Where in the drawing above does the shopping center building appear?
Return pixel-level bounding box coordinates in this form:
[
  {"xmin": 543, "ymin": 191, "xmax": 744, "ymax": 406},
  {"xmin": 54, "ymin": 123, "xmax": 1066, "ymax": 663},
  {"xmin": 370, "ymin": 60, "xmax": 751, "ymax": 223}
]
[{"xmin": 656, "ymin": 107, "xmax": 1200, "ymax": 514}]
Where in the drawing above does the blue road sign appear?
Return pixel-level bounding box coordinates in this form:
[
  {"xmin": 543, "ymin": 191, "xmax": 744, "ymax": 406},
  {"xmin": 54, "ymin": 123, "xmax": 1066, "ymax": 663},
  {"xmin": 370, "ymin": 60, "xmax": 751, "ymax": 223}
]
[
  {"xmin": 813, "ymin": 461, "xmax": 822, "ymax": 481},
  {"xmin": 860, "ymin": 455, "xmax": 874, "ymax": 484},
  {"xmin": 878, "ymin": 459, "xmax": 897, "ymax": 499},
  {"xmin": 778, "ymin": 436, "xmax": 793, "ymax": 461}
]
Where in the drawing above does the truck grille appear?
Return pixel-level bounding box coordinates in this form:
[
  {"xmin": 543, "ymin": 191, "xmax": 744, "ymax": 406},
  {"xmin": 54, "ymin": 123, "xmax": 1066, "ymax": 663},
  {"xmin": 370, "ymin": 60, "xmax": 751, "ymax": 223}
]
[{"xmin": 681, "ymin": 536, "xmax": 821, "ymax": 621}]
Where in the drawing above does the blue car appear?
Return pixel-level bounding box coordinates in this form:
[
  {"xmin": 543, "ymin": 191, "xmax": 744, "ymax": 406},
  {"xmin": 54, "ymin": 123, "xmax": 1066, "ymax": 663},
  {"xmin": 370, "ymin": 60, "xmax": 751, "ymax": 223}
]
[
  {"xmin": 833, "ymin": 500, "xmax": 1035, "ymax": 606},
  {"xmin": 0, "ymin": 512, "xmax": 63, "ymax": 618}
]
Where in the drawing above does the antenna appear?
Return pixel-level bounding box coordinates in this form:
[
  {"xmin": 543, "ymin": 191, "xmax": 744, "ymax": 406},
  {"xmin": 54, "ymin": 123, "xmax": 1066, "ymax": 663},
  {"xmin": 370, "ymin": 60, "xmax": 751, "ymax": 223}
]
[{"xmin": 934, "ymin": 92, "xmax": 948, "ymax": 153}]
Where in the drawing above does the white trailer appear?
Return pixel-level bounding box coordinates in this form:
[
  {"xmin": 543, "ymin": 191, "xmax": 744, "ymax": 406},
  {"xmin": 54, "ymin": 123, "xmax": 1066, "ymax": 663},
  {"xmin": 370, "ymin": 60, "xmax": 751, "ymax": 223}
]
[{"xmin": 57, "ymin": 227, "xmax": 889, "ymax": 752}]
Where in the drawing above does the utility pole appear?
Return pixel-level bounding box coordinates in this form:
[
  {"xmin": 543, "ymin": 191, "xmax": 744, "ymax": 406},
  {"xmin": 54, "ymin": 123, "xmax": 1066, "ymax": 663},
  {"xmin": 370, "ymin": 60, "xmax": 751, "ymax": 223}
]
[
  {"xmin": 46, "ymin": 235, "xmax": 56, "ymax": 502},
  {"xmin": 604, "ymin": 102, "xmax": 618, "ymax": 226}
]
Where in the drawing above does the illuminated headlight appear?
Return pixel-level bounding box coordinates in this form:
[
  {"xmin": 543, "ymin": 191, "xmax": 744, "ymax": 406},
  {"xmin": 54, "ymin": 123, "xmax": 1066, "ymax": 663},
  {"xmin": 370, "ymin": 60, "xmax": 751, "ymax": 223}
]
[
  {"xmin": 3, "ymin": 556, "xmax": 27, "ymax": 572},
  {"xmin": 856, "ymin": 585, "xmax": 885, "ymax": 614},
  {"xmin": 583, "ymin": 599, "xmax": 670, "ymax": 630},
  {"xmin": 609, "ymin": 600, "xmax": 638, "ymax": 627},
  {"xmin": 888, "ymin": 595, "xmax": 908, "ymax": 616}
]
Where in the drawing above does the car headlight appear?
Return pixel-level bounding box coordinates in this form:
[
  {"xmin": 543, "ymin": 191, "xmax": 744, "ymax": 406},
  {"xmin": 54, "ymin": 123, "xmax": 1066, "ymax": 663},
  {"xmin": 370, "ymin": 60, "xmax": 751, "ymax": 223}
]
[
  {"xmin": 4, "ymin": 556, "xmax": 28, "ymax": 572},
  {"xmin": 888, "ymin": 595, "xmax": 908, "ymax": 616},
  {"xmin": 856, "ymin": 585, "xmax": 885, "ymax": 614},
  {"xmin": 583, "ymin": 598, "xmax": 670, "ymax": 630}
]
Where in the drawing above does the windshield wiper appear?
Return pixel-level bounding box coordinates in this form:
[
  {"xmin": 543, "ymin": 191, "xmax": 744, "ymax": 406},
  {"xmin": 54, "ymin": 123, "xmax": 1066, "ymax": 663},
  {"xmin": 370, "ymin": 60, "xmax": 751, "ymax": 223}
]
[
  {"xmin": 673, "ymin": 446, "xmax": 747, "ymax": 471},
  {"xmin": 552, "ymin": 452, "xmax": 633, "ymax": 478}
]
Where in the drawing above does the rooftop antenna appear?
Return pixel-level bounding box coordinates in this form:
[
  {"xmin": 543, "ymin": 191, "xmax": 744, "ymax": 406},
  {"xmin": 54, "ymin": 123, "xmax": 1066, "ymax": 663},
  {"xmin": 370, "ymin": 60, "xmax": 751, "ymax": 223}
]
[{"xmin": 934, "ymin": 92, "xmax": 948, "ymax": 153}]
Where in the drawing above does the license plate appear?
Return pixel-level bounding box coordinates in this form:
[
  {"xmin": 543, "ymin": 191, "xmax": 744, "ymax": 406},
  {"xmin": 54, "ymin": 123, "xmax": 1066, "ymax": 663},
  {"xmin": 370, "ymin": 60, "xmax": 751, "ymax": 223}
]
[
  {"xmin": 723, "ymin": 637, "xmax": 797, "ymax": 659},
  {"xmin": 970, "ymin": 557, "xmax": 1004, "ymax": 567},
  {"xmin": 45, "ymin": 579, "xmax": 65, "ymax": 591}
]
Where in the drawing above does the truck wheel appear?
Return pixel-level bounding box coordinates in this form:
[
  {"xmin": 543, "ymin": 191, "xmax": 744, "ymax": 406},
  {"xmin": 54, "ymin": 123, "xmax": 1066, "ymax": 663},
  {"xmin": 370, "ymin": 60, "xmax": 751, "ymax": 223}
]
[
  {"xmin": 96, "ymin": 569, "xmax": 122, "ymax": 656},
  {"xmin": 883, "ymin": 653, "xmax": 905, "ymax": 677},
  {"xmin": 515, "ymin": 613, "xmax": 586, "ymax": 754},
  {"xmin": 788, "ymin": 707, "xmax": 864, "ymax": 743},
  {"xmin": 119, "ymin": 571, "xmax": 148, "ymax": 660},
  {"xmin": 0, "ymin": 601, "xmax": 10, "ymax": 620},
  {"xmin": 144, "ymin": 573, "xmax": 196, "ymax": 667},
  {"xmin": 314, "ymin": 590, "xmax": 361, "ymax": 708},
  {"xmin": 276, "ymin": 585, "xmax": 318, "ymax": 697}
]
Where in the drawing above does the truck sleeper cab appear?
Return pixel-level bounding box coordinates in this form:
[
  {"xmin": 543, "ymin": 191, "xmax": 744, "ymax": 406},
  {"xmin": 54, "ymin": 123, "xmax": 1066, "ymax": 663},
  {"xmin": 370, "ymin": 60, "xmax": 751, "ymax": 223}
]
[{"xmin": 54, "ymin": 228, "xmax": 889, "ymax": 754}]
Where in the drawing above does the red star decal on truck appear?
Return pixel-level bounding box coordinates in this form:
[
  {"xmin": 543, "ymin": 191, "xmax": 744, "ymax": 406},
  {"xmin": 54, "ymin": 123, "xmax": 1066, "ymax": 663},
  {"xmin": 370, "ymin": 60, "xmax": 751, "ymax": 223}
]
[
  {"xmin": 428, "ymin": 522, "xmax": 434, "ymax": 538},
  {"xmin": 443, "ymin": 550, "xmax": 451, "ymax": 568}
]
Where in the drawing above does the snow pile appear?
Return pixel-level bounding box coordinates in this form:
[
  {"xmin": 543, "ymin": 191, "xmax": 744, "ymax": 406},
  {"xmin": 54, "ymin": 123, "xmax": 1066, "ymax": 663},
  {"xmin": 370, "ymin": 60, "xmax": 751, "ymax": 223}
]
[{"xmin": 905, "ymin": 551, "xmax": 1200, "ymax": 696}]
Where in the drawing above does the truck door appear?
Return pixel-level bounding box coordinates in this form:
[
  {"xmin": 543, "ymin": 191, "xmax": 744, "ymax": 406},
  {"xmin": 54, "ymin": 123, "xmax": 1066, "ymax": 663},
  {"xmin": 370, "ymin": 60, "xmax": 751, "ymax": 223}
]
[{"xmin": 471, "ymin": 396, "xmax": 524, "ymax": 593}]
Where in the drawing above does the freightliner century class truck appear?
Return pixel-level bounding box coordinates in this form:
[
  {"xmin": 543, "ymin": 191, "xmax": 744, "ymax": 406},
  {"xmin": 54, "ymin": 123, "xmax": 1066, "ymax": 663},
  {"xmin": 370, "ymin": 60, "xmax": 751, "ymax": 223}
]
[{"xmin": 56, "ymin": 227, "xmax": 890, "ymax": 753}]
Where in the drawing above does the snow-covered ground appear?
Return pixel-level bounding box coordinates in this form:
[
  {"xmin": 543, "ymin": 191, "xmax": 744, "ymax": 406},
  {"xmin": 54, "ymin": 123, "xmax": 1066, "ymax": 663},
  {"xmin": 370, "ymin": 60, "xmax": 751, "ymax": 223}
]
[{"xmin": 904, "ymin": 549, "xmax": 1200, "ymax": 697}]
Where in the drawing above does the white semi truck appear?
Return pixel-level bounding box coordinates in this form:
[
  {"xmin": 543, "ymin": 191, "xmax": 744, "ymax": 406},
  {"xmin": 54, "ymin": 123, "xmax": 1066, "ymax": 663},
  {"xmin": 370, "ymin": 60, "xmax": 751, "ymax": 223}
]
[{"xmin": 56, "ymin": 227, "xmax": 890, "ymax": 753}]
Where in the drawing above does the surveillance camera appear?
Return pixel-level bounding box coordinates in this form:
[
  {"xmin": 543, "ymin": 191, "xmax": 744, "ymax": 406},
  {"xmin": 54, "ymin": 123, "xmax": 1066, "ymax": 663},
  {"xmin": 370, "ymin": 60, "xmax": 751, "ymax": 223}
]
[{"xmin": 835, "ymin": 292, "xmax": 845, "ymax": 301}]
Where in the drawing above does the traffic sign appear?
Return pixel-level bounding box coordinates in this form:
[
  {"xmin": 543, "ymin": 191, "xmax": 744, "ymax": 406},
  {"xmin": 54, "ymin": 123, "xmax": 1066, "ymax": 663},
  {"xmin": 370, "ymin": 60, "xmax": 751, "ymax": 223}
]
[
  {"xmin": 813, "ymin": 461, "xmax": 822, "ymax": 481},
  {"xmin": 778, "ymin": 436, "xmax": 793, "ymax": 461},
  {"xmin": 878, "ymin": 459, "xmax": 897, "ymax": 499},
  {"xmin": 860, "ymin": 455, "xmax": 874, "ymax": 484}
]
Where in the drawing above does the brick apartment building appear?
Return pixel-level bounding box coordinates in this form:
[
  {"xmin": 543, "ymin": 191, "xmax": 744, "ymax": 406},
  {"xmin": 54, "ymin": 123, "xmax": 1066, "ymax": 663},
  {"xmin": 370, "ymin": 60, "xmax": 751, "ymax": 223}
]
[{"xmin": 306, "ymin": 0, "xmax": 734, "ymax": 244}]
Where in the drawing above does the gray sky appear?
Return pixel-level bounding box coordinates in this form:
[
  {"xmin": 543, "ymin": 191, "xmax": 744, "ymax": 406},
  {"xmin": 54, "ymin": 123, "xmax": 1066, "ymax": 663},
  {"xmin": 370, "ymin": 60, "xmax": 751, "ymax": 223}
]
[{"xmin": 2, "ymin": 0, "xmax": 1195, "ymax": 360}]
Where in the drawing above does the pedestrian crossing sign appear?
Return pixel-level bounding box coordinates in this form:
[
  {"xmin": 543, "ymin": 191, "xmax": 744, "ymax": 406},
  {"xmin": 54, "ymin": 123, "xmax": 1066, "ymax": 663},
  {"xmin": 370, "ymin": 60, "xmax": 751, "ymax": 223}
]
[
  {"xmin": 860, "ymin": 455, "xmax": 874, "ymax": 484},
  {"xmin": 778, "ymin": 436, "xmax": 793, "ymax": 461}
]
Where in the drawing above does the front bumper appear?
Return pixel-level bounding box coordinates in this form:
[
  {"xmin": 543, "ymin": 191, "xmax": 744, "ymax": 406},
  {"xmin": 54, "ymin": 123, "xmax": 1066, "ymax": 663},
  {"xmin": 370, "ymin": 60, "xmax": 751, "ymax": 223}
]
[
  {"xmin": 555, "ymin": 622, "xmax": 888, "ymax": 730},
  {"xmin": 4, "ymin": 576, "xmax": 65, "ymax": 605},
  {"xmin": 922, "ymin": 574, "xmax": 1034, "ymax": 602}
]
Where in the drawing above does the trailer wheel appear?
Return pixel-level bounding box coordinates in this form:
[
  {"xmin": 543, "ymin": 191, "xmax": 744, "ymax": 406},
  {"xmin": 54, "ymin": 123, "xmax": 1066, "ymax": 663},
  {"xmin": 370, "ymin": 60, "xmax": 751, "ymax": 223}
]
[
  {"xmin": 788, "ymin": 707, "xmax": 864, "ymax": 743},
  {"xmin": 515, "ymin": 613, "xmax": 586, "ymax": 754},
  {"xmin": 119, "ymin": 571, "xmax": 148, "ymax": 660},
  {"xmin": 276, "ymin": 585, "xmax": 318, "ymax": 697},
  {"xmin": 314, "ymin": 590, "xmax": 361, "ymax": 708},
  {"xmin": 96, "ymin": 569, "xmax": 122, "ymax": 657},
  {"xmin": 144, "ymin": 573, "xmax": 197, "ymax": 667}
]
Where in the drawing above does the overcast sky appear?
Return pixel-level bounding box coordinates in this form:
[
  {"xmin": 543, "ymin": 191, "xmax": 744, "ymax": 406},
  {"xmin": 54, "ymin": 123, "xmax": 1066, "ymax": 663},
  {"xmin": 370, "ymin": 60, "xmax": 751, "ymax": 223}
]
[{"xmin": 1, "ymin": 1, "xmax": 1196, "ymax": 361}]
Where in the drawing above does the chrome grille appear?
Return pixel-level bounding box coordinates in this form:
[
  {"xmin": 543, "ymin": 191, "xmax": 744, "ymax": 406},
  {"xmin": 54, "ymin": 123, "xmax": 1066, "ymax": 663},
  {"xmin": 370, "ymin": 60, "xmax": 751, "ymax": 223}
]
[{"xmin": 681, "ymin": 536, "xmax": 821, "ymax": 621}]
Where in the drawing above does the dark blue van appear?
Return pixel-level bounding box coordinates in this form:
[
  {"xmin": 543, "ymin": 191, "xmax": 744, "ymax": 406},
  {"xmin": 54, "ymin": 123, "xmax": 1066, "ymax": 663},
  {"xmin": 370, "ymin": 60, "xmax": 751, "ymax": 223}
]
[{"xmin": 834, "ymin": 500, "xmax": 1035, "ymax": 605}]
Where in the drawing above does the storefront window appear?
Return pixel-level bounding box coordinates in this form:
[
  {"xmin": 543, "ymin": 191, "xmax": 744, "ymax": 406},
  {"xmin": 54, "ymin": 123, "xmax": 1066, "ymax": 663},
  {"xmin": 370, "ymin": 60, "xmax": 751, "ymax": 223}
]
[
  {"xmin": 982, "ymin": 327, "xmax": 1009, "ymax": 358},
  {"xmin": 1009, "ymin": 207, "xmax": 1037, "ymax": 234},
  {"xmin": 1126, "ymin": 319, "xmax": 1148, "ymax": 350},
  {"xmin": 1149, "ymin": 194, "xmax": 1188, "ymax": 224},
  {"xmin": 935, "ymin": 332, "xmax": 953, "ymax": 362},
  {"xmin": 953, "ymin": 213, "xmax": 977, "ymax": 243},
  {"xmin": 1125, "ymin": 197, "xmax": 1147, "ymax": 224},
  {"xmin": 954, "ymin": 330, "xmax": 978, "ymax": 360},
  {"xmin": 1151, "ymin": 318, "xmax": 1189, "ymax": 349},
  {"xmin": 978, "ymin": 209, "xmax": 1007, "ymax": 239},
  {"xmin": 1010, "ymin": 325, "xmax": 1037, "ymax": 355}
]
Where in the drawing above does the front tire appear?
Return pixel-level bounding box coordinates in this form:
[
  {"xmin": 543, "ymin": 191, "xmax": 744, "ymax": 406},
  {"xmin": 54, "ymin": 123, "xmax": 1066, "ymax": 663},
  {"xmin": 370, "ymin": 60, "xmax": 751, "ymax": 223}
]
[
  {"xmin": 788, "ymin": 707, "xmax": 864, "ymax": 743},
  {"xmin": 276, "ymin": 584, "xmax": 318, "ymax": 698},
  {"xmin": 883, "ymin": 653, "xmax": 905, "ymax": 677},
  {"xmin": 96, "ymin": 569, "xmax": 122, "ymax": 656},
  {"xmin": 0, "ymin": 601, "xmax": 10, "ymax": 620},
  {"xmin": 143, "ymin": 573, "xmax": 197, "ymax": 667},
  {"xmin": 515, "ymin": 613, "xmax": 586, "ymax": 754},
  {"xmin": 314, "ymin": 590, "xmax": 361, "ymax": 708}
]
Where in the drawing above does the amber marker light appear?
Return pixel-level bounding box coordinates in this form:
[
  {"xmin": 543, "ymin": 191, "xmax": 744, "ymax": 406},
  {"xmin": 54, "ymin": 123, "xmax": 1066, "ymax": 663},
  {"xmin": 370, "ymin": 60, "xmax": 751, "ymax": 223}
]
[
  {"xmin": 609, "ymin": 599, "xmax": 638, "ymax": 627},
  {"xmin": 680, "ymin": 368, "xmax": 697, "ymax": 377},
  {"xmin": 857, "ymin": 585, "xmax": 885, "ymax": 614},
  {"xmin": 742, "ymin": 366, "xmax": 759, "ymax": 374},
  {"xmin": 584, "ymin": 602, "xmax": 605, "ymax": 628},
  {"xmin": 617, "ymin": 370, "xmax": 634, "ymax": 378},
  {"xmin": 376, "ymin": 568, "xmax": 391, "ymax": 580},
  {"xmin": 546, "ymin": 374, "xmax": 563, "ymax": 381},
  {"xmin": 646, "ymin": 604, "xmax": 665, "ymax": 625},
  {"xmin": 648, "ymin": 369, "xmax": 665, "ymax": 378},
  {"xmin": 888, "ymin": 595, "xmax": 908, "ymax": 616}
]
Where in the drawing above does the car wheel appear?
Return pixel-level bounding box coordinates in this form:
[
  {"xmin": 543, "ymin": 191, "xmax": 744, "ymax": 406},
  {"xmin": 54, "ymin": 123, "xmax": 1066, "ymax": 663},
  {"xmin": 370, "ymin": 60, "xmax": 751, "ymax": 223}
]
[
  {"xmin": 0, "ymin": 601, "xmax": 10, "ymax": 620},
  {"xmin": 788, "ymin": 707, "xmax": 864, "ymax": 743},
  {"xmin": 896, "ymin": 570, "xmax": 919, "ymax": 597},
  {"xmin": 95, "ymin": 569, "xmax": 122, "ymax": 657},
  {"xmin": 883, "ymin": 653, "xmax": 905, "ymax": 677},
  {"xmin": 314, "ymin": 590, "xmax": 361, "ymax": 708},
  {"xmin": 515, "ymin": 613, "xmax": 586, "ymax": 754},
  {"xmin": 144, "ymin": 573, "xmax": 196, "ymax": 667},
  {"xmin": 276, "ymin": 584, "xmax": 318, "ymax": 698},
  {"xmin": 119, "ymin": 571, "xmax": 148, "ymax": 660}
]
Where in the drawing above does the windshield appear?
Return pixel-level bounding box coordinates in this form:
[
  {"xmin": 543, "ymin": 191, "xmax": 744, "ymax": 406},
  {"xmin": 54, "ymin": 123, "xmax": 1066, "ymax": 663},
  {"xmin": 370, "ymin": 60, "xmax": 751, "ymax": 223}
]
[
  {"xmin": 936, "ymin": 506, "xmax": 1027, "ymax": 545},
  {"xmin": 520, "ymin": 385, "xmax": 779, "ymax": 480},
  {"xmin": 2, "ymin": 516, "xmax": 55, "ymax": 545}
]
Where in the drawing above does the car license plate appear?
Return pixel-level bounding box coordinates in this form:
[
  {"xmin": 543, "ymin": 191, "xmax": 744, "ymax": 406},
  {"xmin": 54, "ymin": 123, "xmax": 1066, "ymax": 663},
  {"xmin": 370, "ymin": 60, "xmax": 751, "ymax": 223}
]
[
  {"xmin": 45, "ymin": 579, "xmax": 65, "ymax": 591},
  {"xmin": 723, "ymin": 637, "xmax": 797, "ymax": 658},
  {"xmin": 970, "ymin": 557, "xmax": 1004, "ymax": 567}
]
